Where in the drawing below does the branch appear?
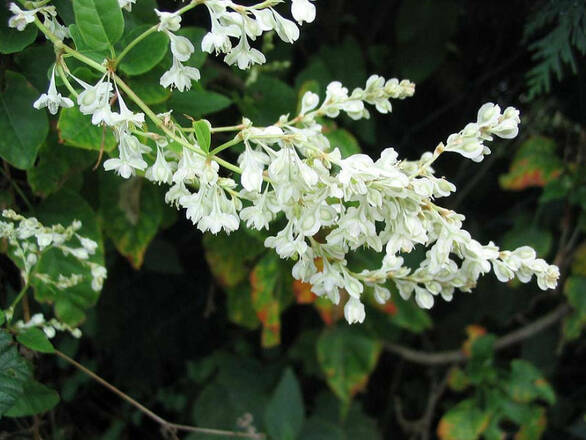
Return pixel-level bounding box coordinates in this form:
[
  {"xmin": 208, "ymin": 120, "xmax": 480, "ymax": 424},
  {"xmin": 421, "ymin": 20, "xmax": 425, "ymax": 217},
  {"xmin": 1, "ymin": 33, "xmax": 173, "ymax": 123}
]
[
  {"xmin": 384, "ymin": 303, "xmax": 571, "ymax": 365},
  {"xmin": 53, "ymin": 350, "xmax": 266, "ymax": 439}
]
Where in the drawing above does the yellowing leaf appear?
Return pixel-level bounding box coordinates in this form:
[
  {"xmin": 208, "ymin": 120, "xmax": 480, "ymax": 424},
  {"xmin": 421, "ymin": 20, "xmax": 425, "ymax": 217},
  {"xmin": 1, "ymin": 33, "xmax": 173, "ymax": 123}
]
[{"xmin": 500, "ymin": 136, "xmax": 562, "ymax": 191}]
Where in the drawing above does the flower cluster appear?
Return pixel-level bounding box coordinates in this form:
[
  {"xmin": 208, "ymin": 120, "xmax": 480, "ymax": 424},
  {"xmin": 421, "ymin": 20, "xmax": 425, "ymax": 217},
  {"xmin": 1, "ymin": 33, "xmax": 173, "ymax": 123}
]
[
  {"xmin": 200, "ymin": 0, "xmax": 315, "ymax": 69},
  {"xmin": 8, "ymin": 2, "xmax": 69, "ymax": 40},
  {"xmin": 15, "ymin": 313, "xmax": 82, "ymax": 339},
  {"xmin": 0, "ymin": 210, "xmax": 107, "ymax": 293},
  {"xmin": 19, "ymin": 0, "xmax": 560, "ymax": 326}
]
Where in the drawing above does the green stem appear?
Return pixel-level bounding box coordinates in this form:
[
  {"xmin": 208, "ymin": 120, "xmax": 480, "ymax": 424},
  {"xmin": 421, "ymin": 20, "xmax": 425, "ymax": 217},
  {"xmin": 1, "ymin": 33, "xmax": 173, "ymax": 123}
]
[
  {"xmin": 56, "ymin": 63, "xmax": 79, "ymax": 98},
  {"xmin": 0, "ymin": 166, "xmax": 34, "ymax": 212},
  {"xmin": 112, "ymin": 74, "xmax": 243, "ymax": 175},
  {"xmin": 209, "ymin": 136, "xmax": 242, "ymax": 156},
  {"xmin": 33, "ymin": 19, "xmax": 106, "ymax": 73},
  {"xmin": 114, "ymin": 26, "xmax": 157, "ymax": 69},
  {"xmin": 7, "ymin": 283, "xmax": 29, "ymax": 322}
]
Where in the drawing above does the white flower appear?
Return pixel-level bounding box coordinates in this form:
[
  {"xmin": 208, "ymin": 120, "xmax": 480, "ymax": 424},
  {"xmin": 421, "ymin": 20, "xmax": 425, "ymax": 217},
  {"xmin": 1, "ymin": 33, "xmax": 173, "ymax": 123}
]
[
  {"xmin": 8, "ymin": 3, "xmax": 37, "ymax": 31},
  {"xmin": 272, "ymin": 11, "xmax": 300, "ymax": 43},
  {"xmin": 344, "ymin": 297, "xmax": 365, "ymax": 324},
  {"xmin": 77, "ymin": 77, "xmax": 113, "ymax": 116},
  {"xmin": 300, "ymin": 91, "xmax": 319, "ymax": 114},
  {"xmin": 291, "ymin": 0, "xmax": 316, "ymax": 25},
  {"xmin": 169, "ymin": 33, "xmax": 195, "ymax": 62},
  {"xmin": 145, "ymin": 148, "xmax": 174, "ymax": 185},
  {"xmin": 224, "ymin": 34, "xmax": 266, "ymax": 69},
  {"xmin": 155, "ymin": 9, "xmax": 182, "ymax": 32},
  {"xmin": 373, "ymin": 285, "xmax": 391, "ymax": 304},
  {"xmin": 160, "ymin": 58, "xmax": 200, "ymax": 92},
  {"xmin": 238, "ymin": 145, "xmax": 269, "ymax": 192},
  {"xmin": 118, "ymin": 0, "xmax": 136, "ymax": 11},
  {"xmin": 109, "ymin": 90, "xmax": 145, "ymax": 129},
  {"xmin": 33, "ymin": 67, "xmax": 74, "ymax": 115},
  {"xmin": 202, "ymin": 30, "xmax": 232, "ymax": 55}
]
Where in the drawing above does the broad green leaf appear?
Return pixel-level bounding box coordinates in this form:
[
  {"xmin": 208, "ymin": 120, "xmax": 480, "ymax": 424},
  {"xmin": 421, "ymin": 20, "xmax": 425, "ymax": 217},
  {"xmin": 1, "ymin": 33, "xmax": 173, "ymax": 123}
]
[
  {"xmin": 99, "ymin": 174, "xmax": 162, "ymax": 268},
  {"xmin": 505, "ymin": 360, "xmax": 555, "ymax": 405},
  {"xmin": 127, "ymin": 70, "xmax": 171, "ymax": 105},
  {"xmin": 239, "ymin": 75, "xmax": 296, "ymax": 125},
  {"xmin": 0, "ymin": 330, "xmax": 32, "ymax": 417},
  {"xmin": 118, "ymin": 25, "xmax": 169, "ymax": 76},
  {"xmin": 16, "ymin": 328, "xmax": 55, "ymax": 354},
  {"xmin": 250, "ymin": 253, "xmax": 294, "ymax": 347},
  {"xmin": 316, "ymin": 326, "xmax": 382, "ymax": 404},
  {"xmin": 194, "ymin": 120, "xmax": 212, "ymax": 153},
  {"xmin": 202, "ymin": 229, "xmax": 265, "ymax": 288},
  {"xmin": 501, "ymin": 224, "xmax": 553, "ymax": 258},
  {"xmin": 31, "ymin": 190, "xmax": 104, "ymax": 326},
  {"xmin": 169, "ymin": 88, "xmax": 232, "ymax": 120},
  {"xmin": 0, "ymin": 71, "xmax": 48, "ymax": 170},
  {"xmin": 437, "ymin": 399, "xmax": 491, "ymax": 440},
  {"xmin": 58, "ymin": 105, "xmax": 118, "ymax": 152},
  {"xmin": 14, "ymin": 44, "xmax": 55, "ymax": 92},
  {"xmin": 563, "ymin": 311, "xmax": 584, "ymax": 341},
  {"xmin": 68, "ymin": 23, "xmax": 110, "ymax": 64},
  {"xmin": 565, "ymin": 276, "xmax": 586, "ymax": 320},
  {"xmin": 0, "ymin": 310, "xmax": 4, "ymax": 326},
  {"xmin": 389, "ymin": 293, "xmax": 432, "ymax": 333},
  {"xmin": 264, "ymin": 369, "xmax": 305, "ymax": 440},
  {"xmin": 325, "ymin": 128, "xmax": 361, "ymax": 158},
  {"xmin": 515, "ymin": 406, "xmax": 548, "ymax": 440},
  {"xmin": 225, "ymin": 284, "xmax": 261, "ymax": 330},
  {"xmin": 0, "ymin": 6, "xmax": 38, "ymax": 54},
  {"xmin": 500, "ymin": 137, "xmax": 563, "ymax": 191},
  {"xmin": 73, "ymin": 0, "xmax": 124, "ymax": 49},
  {"xmin": 5, "ymin": 379, "xmax": 59, "ymax": 417},
  {"xmin": 299, "ymin": 417, "xmax": 346, "ymax": 440},
  {"xmin": 27, "ymin": 137, "xmax": 95, "ymax": 197}
]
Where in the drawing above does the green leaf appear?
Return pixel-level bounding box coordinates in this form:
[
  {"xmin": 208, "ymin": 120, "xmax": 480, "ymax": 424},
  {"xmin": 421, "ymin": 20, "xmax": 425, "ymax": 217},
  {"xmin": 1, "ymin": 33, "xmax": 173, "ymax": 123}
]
[
  {"xmin": 264, "ymin": 368, "xmax": 305, "ymax": 440},
  {"xmin": 239, "ymin": 75, "xmax": 296, "ymax": 125},
  {"xmin": 73, "ymin": 0, "xmax": 124, "ymax": 50},
  {"xmin": 250, "ymin": 253, "xmax": 294, "ymax": 348},
  {"xmin": 316, "ymin": 326, "xmax": 382, "ymax": 404},
  {"xmin": 0, "ymin": 71, "xmax": 49, "ymax": 170},
  {"xmin": 169, "ymin": 88, "xmax": 232, "ymax": 120},
  {"xmin": 16, "ymin": 328, "xmax": 55, "ymax": 354},
  {"xmin": 437, "ymin": 399, "xmax": 491, "ymax": 440},
  {"xmin": 31, "ymin": 190, "xmax": 104, "ymax": 326},
  {"xmin": 57, "ymin": 105, "xmax": 118, "ymax": 152},
  {"xmin": 325, "ymin": 128, "xmax": 361, "ymax": 158},
  {"xmin": 501, "ymin": 224, "xmax": 553, "ymax": 258},
  {"xmin": 68, "ymin": 23, "xmax": 110, "ymax": 64},
  {"xmin": 203, "ymin": 229, "xmax": 265, "ymax": 288},
  {"xmin": 0, "ymin": 330, "xmax": 32, "ymax": 417},
  {"xmin": 127, "ymin": 70, "xmax": 171, "ymax": 105},
  {"xmin": 5, "ymin": 379, "xmax": 59, "ymax": 417},
  {"xmin": 27, "ymin": 137, "xmax": 95, "ymax": 197},
  {"xmin": 194, "ymin": 120, "xmax": 212, "ymax": 153},
  {"xmin": 565, "ymin": 276, "xmax": 586, "ymax": 320},
  {"xmin": 515, "ymin": 405, "xmax": 548, "ymax": 440},
  {"xmin": 299, "ymin": 417, "xmax": 346, "ymax": 440},
  {"xmin": 499, "ymin": 136, "xmax": 563, "ymax": 191},
  {"xmin": 390, "ymin": 293, "xmax": 433, "ymax": 333},
  {"xmin": 0, "ymin": 6, "xmax": 38, "ymax": 54},
  {"xmin": 99, "ymin": 173, "xmax": 163, "ymax": 269},
  {"xmin": 506, "ymin": 360, "xmax": 555, "ymax": 405},
  {"xmin": 14, "ymin": 44, "xmax": 56, "ymax": 92},
  {"xmin": 118, "ymin": 25, "xmax": 169, "ymax": 76},
  {"xmin": 225, "ymin": 284, "xmax": 261, "ymax": 330},
  {"xmin": 0, "ymin": 310, "xmax": 4, "ymax": 326}
]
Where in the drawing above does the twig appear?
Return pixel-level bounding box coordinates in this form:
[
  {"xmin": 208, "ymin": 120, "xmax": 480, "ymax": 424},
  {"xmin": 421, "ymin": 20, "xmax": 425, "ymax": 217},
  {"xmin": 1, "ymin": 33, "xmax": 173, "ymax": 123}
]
[
  {"xmin": 384, "ymin": 303, "xmax": 571, "ymax": 365},
  {"xmin": 53, "ymin": 350, "xmax": 266, "ymax": 439}
]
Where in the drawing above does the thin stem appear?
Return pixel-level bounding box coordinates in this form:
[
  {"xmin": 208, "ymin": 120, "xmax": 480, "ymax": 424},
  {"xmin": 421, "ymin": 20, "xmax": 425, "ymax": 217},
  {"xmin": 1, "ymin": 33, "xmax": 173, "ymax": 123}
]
[
  {"xmin": 209, "ymin": 136, "xmax": 242, "ymax": 156},
  {"xmin": 112, "ymin": 73, "xmax": 243, "ymax": 175},
  {"xmin": 7, "ymin": 283, "xmax": 29, "ymax": 321},
  {"xmin": 384, "ymin": 302, "xmax": 571, "ymax": 365},
  {"xmin": 53, "ymin": 350, "xmax": 265, "ymax": 439},
  {"xmin": 114, "ymin": 26, "xmax": 157, "ymax": 69},
  {"xmin": 56, "ymin": 63, "xmax": 78, "ymax": 98},
  {"xmin": 33, "ymin": 19, "xmax": 106, "ymax": 73}
]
